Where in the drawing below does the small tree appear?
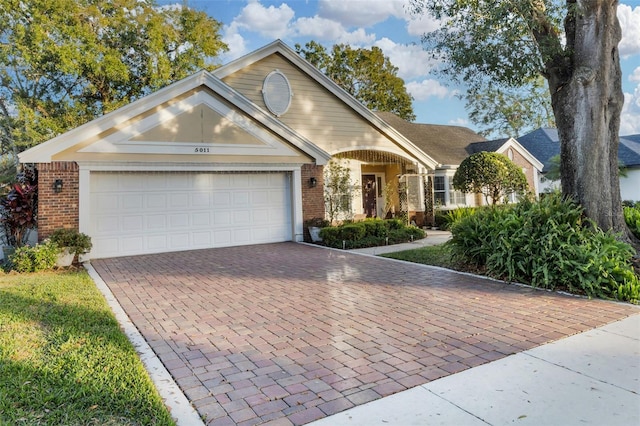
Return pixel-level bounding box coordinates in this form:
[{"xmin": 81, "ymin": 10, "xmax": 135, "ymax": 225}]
[
  {"xmin": 324, "ymin": 159, "xmax": 357, "ymax": 223},
  {"xmin": 453, "ymin": 152, "xmax": 528, "ymax": 205}
]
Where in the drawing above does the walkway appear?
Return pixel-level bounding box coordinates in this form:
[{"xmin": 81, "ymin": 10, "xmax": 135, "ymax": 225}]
[{"xmin": 92, "ymin": 242, "xmax": 638, "ymax": 425}]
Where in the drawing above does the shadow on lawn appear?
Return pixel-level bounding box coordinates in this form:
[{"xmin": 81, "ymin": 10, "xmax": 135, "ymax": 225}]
[{"xmin": 0, "ymin": 286, "xmax": 174, "ymax": 425}]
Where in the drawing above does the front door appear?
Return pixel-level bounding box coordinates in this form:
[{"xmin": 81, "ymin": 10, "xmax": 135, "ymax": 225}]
[{"xmin": 362, "ymin": 174, "xmax": 377, "ymax": 217}]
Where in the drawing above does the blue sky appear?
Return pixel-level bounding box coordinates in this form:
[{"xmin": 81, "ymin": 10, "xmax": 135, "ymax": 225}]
[{"xmin": 165, "ymin": 0, "xmax": 640, "ymax": 137}]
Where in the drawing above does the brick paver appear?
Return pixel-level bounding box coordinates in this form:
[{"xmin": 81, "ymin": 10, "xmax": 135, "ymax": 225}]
[{"xmin": 92, "ymin": 243, "xmax": 638, "ymax": 425}]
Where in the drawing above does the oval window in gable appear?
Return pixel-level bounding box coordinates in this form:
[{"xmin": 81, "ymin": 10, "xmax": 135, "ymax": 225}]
[{"xmin": 262, "ymin": 70, "xmax": 293, "ymax": 117}]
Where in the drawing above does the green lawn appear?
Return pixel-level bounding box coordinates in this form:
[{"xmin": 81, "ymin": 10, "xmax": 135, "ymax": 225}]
[
  {"xmin": 0, "ymin": 270, "xmax": 175, "ymax": 425},
  {"xmin": 381, "ymin": 243, "xmax": 459, "ymax": 269}
]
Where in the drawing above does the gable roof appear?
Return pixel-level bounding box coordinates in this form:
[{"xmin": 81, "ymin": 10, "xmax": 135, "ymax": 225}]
[
  {"xmin": 215, "ymin": 40, "xmax": 439, "ymax": 170},
  {"xmin": 374, "ymin": 111, "xmax": 486, "ymax": 166},
  {"xmin": 517, "ymin": 128, "xmax": 640, "ymax": 171},
  {"xmin": 469, "ymin": 137, "xmax": 544, "ymax": 171},
  {"xmin": 18, "ymin": 69, "xmax": 332, "ymax": 165},
  {"xmin": 620, "ymin": 135, "xmax": 640, "ymax": 168}
]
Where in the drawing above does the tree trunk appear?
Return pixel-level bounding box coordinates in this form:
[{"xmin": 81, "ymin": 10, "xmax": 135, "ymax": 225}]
[{"xmin": 549, "ymin": 0, "xmax": 630, "ymax": 239}]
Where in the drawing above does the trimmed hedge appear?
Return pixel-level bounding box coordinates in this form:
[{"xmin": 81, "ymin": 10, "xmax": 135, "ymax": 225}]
[
  {"xmin": 319, "ymin": 218, "xmax": 425, "ymax": 249},
  {"xmin": 624, "ymin": 204, "xmax": 640, "ymax": 239},
  {"xmin": 449, "ymin": 194, "xmax": 640, "ymax": 304}
]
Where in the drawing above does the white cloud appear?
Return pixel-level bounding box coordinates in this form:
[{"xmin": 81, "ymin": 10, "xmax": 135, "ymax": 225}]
[
  {"xmin": 231, "ymin": 1, "xmax": 295, "ymax": 39},
  {"xmin": 618, "ymin": 5, "xmax": 640, "ymax": 58},
  {"xmin": 406, "ymin": 79, "xmax": 451, "ymax": 100},
  {"xmin": 294, "ymin": 17, "xmax": 375, "ymax": 45},
  {"xmin": 221, "ymin": 28, "xmax": 247, "ymax": 61},
  {"xmin": 317, "ymin": 0, "xmax": 406, "ymax": 27},
  {"xmin": 448, "ymin": 117, "xmax": 470, "ymax": 127},
  {"xmin": 630, "ymin": 66, "xmax": 640, "ymax": 83},
  {"xmin": 405, "ymin": 12, "xmax": 441, "ymax": 36},
  {"xmin": 374, "ymin": 38, "xmax": 437, "ymax": 80},
  {"xmin": 620, "ymin": 84, "xmax": 640, "ymax": 135}
]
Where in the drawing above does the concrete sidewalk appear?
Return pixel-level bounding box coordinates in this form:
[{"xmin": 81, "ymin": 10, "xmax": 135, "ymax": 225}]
[
  {"xmin": 350, "ymin": 229, "xmax": 452, "ymax": 255},
  {"xmin": 310, "ymin": 306, "xmax": 640, "ymax": 426},
  {"xmin": 341, "ymin": 231, "xmax": 640, "ymax": 425}
]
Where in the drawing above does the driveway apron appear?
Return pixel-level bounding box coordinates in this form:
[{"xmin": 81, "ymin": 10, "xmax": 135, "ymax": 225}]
[{"xmin": 92, "ymin": 243, "xmax": 638, "ymax": 426}]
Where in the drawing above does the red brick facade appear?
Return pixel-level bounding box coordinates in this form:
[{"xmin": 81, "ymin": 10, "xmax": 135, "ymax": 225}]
[
  {"xmin": 36, "ymin": 162, "xmax": 80, "ymax": 240},
  {"xmin": 301, "ymin": 163, "xmax": 325, "ymax": 241}
]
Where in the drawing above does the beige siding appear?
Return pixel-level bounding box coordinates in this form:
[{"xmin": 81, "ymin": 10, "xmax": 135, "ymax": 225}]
[
  {"xmin": 52, "ymin": 87, "xmax": 313, "ymax": 165},
  {"xmin": 222, "ymin": 53, "xmax": 406, "ymax": 156}
]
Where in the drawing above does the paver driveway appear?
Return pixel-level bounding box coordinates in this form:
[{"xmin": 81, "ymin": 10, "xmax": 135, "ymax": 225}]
[{"xmin": 92, "ymin": 243, "xmax": 638, "ymax": 426}]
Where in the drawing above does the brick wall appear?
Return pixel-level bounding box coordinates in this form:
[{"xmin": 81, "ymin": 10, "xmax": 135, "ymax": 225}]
[
  {"xmin": 36, "ymin": 162, "xmax": 79, "ymax": 240},
  {"xmin": 506, "ymin": 148, "xmax": 538, "ymax": 193},
  {"xmin": 301, "ymin": 164, "xmax": 325, "ymax": 241}
]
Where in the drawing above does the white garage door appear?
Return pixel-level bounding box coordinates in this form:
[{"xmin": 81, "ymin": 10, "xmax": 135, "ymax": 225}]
[{"xmin": 89, "ymin": 172, "xmax": 292, "ymax": 258}]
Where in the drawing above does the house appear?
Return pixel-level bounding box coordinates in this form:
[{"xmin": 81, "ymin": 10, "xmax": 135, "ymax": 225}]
[
  {"xmin": 517, "ymin": 128, "xmax": 640, "ymax": 201},
  {"xmin": 377, "ymin": 112, "xmax": 543, "ymax": 209},
  {"xmin": 17, "ymin": 40, "xmax": 542, "ymax": 259}
]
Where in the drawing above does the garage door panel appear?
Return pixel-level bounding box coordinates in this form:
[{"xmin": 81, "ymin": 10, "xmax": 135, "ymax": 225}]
[{"xmin": 90, "ymin": 172, "xmax": 292, "ymax": 258}]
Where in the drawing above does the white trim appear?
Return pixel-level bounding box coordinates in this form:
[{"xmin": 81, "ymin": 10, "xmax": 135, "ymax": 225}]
[
  {"xmin": 292, "ymin": 168, "xmax": 304, "ymax": 242},
  {"xmin": 494, "ymin": 137, "xmax": 544, "ymax": 171},
  {"xmin": 262, "ymin": 70, "xmax": 293, "ymax": 116},
  {"xmin": 214, "ymin": 40, "xmax": 439, "ymax": 170},
  {"xmin": 78, "ymin": 91, "xmax": 299, "ymax": 158},
  {"xmin": 18, "ymin": 70, "xmax": 330, "ymax": 165}
]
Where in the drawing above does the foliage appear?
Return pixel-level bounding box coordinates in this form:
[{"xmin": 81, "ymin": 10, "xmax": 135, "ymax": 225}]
[
  {"xmin": 448, "ymin": 194, "xmax": 640, "ymax": 303},
  {"xmin": 7, "ymin": 239, "xmax": 58, "ymax": 272},
  {"xmin": 0, "ymin": 271, "xmax": 175, "ymax": 424},
  {"xmin": 452, "ymin": 152, "xmax": 528, "ymax": 205},
  {"xmin": 443, "ymin": 207, "xmax": 477, "ymax": 230},
  {"xmin": 323, "ymin": 159, "xmax": 357, "ymax": 223},
  {"xmin": 0, "ymin": 167, "xmax": 37, "ymax": 247},
  {"xmin": 295, "ymin": 41, "xmax": 415, "ymax": 121},
  {"xmin": 624, "ymin": 205, "xmax": 640, "ymax": 240},
  {"xmin": 49, "ymin": 228, "xmax": 93, "ymax": 256},
  {"xmin": 409, "ymin": 1, "xmax": 627, "ymax": 235},
  {"xmin": 0, "ymin": 0, "xmax": 227, "ymax": 156},
  {"xmin": 319, "ymin": 218, "xmax": 425, "ymax": 249},
  {"xmin": 465, "ymin": 77, "xmax": 555, "ymax": 138},
  {"xmin": 382, "ymin": 244, "xmax": 459, "ymax": 270}
]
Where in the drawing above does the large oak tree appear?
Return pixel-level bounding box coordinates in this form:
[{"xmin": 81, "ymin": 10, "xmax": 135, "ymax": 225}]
[
  {"xmin": 410, "ymin": 0, "xmax": 632, "ymax": 241},
  {"xmin": 0, "ymin": 0, "xmax": 227, "ymax": 162}
]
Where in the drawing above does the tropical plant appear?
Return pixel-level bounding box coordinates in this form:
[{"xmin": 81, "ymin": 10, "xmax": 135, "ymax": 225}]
[
  {"xmin": 0, "ymin": 168, "xmax": 37, "ymax": 247},
  {"xmin": 452, "ymin": 152, "xmax": 528, "ymax": 205},
  {"xmin": 448, "ymin": 194, "xmax": 640, "ymax": 304},
  {"xmin": 624, "ymin": 205, "xmax": 640, "ymax": 240}
]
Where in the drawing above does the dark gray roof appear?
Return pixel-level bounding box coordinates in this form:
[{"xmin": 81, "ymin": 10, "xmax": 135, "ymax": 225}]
[
  {"xmin": 516, "ymin": 128, "xmax": 560, "ymax": 172},
  {"xmin": 619, "ymin": 135, "xmax": 640, "ymax": 168},
  {"xmin": 467, "ymin": 138, "xmax": 509, "ymax": 154},
  {"xmin": 375, "ymin": 111, "xmax": 486, "ymax": 165},
  {"xmin": 516, "ymin": 128, "xmax": 640, "ymax": 172}
]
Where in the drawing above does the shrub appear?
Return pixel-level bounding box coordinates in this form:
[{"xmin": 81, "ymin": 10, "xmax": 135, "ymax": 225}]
[
  {"xmin": 319, "ymin": 218, "xmax": 425, "ymax": 249},
  {"xmin": 8, "ymin": 240, "xmax": 59, "ymax": 273},
  {"xmin": 49, "ymin": 228, "xmax": 93, "ymax": 256},
  {"xmin": 449, "ymin": 193, "xmax": 640, "ymax": 304},
  {"xmin": 443, "ymin": 207, "xmax": 477, "ymax": 229},
  {"xmin": 623, "ymin": 205, "xmax": 640, "ymax": 239}
]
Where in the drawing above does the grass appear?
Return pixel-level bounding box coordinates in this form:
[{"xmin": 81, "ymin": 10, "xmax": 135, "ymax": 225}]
[
  {"xmin": 381, "ymin": 243, "xmax": 456, "ymax": 268},
  {"xmin": 381, "ymin": 243, "xmax": 485, "ymax": 275},
  {"xmin": 0, "ymin": 270, "xmax": 175, "ymax": 425}
]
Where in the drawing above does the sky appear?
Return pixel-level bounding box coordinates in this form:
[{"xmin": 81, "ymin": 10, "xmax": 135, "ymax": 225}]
[{"xmin": 164, "ymin": 0, "xmax": 640, "ymax": 137}]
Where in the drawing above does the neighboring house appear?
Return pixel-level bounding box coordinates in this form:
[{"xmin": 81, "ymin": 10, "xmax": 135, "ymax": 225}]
[
  {"xmin": 517, "ymin": 128, "xmax": 640, "ymax": 201},
  {"xmin": 377, "ymin": 112, "xmax": 543, "ymax": 210}
]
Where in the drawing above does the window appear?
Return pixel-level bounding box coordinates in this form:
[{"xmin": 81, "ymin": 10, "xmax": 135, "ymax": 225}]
[
  {"xmin": 449, "ymin": 180, "xmax": 466, "ymax": 205},
  {"xmin": 434, "ymin": 176, "xmax": 445, "ymax": 206}
]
